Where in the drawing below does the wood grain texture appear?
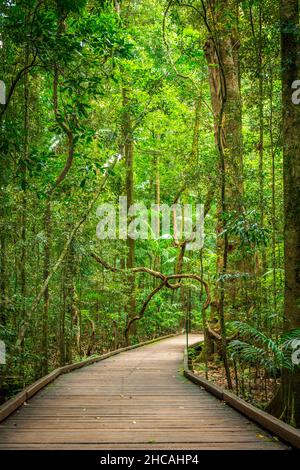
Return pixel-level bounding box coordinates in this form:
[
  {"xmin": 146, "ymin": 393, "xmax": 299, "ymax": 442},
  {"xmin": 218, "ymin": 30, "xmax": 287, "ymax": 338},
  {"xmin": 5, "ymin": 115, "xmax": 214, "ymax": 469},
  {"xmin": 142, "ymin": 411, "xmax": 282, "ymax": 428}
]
[
  {"xmin": 184, "ymin": 343, "xmax": 300, "ymax": 449},
  {"xmin": 0, "ymin": 334, "xmax": 176, "ymax": 424},
  {"xmin": 0, "ymin": 335, "xmax": 289, "ymax": 450}
]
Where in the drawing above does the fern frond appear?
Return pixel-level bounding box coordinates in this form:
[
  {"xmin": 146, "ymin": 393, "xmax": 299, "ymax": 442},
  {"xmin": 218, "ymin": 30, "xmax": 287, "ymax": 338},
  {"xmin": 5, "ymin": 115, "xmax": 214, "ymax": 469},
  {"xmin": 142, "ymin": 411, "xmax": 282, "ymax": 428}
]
[{"xmin": 233, "ymin": 321, "xmax": 282, "ymax": 358}]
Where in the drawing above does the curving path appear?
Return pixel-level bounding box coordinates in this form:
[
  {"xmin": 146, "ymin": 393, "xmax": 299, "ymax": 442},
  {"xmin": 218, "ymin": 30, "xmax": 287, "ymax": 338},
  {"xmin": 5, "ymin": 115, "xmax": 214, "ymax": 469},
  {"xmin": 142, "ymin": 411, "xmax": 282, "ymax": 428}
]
[{"xmin": 0, "ymin": 335, "xmax": 289, "ymax": 450}]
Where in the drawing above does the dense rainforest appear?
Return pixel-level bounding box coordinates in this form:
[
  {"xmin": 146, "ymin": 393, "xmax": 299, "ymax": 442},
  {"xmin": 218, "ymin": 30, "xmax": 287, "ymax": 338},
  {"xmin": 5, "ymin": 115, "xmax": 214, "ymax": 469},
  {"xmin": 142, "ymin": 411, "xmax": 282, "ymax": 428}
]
[{"xmin": 0, "ymin": 0, "xmax": 300, "ymax": 429}]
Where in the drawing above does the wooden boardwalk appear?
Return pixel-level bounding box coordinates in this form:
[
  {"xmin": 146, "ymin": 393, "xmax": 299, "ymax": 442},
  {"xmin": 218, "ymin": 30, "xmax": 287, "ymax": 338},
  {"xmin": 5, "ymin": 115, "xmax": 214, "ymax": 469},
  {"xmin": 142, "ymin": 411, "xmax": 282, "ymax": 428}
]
[{"xmin": 0, "ymin": 335, "xmax": 289, "ymax": 450}]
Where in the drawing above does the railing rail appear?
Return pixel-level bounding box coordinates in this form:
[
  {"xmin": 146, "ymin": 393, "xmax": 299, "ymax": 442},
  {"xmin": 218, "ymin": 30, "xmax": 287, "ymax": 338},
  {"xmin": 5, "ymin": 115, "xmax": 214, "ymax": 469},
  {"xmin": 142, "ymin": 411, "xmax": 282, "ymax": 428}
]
[{"xmin": 183, "ymin": 341, "xmax": 300, "ymax": 449}]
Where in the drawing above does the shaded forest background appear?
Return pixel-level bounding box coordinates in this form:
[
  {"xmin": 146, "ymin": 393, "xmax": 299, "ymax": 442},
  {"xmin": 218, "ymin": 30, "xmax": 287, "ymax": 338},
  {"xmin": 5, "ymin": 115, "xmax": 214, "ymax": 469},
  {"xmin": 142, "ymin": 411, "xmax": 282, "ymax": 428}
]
[{"xmin": 0, "ymin": 0, "xmax": 300, "ymax": 427}]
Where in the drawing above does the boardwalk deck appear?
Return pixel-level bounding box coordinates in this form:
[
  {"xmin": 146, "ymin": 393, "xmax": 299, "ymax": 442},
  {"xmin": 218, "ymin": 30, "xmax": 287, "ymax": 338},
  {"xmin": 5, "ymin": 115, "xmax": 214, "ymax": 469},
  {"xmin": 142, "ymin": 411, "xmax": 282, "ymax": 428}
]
[{"xmin": 0, "ymin": 335, "xmax": 289, "ymax": 450}]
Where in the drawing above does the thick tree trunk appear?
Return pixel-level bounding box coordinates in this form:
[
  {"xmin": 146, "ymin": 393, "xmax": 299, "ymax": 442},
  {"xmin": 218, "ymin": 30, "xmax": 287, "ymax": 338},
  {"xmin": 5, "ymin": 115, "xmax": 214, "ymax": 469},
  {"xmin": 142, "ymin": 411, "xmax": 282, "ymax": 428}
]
[
  {"xmin": 203, "ymin": 0, "xmax": 243, "ymax": 387},
  {"xmin": 204, "ymin": 0, "xmax": 243, "ymax": 275},
  {"xmin": 281, "ymin": 3, "xmax": 300, "ymax": 331},
  {"xmin": 268, "ymin": 0, "xmax": 300, "ymax": 427}
]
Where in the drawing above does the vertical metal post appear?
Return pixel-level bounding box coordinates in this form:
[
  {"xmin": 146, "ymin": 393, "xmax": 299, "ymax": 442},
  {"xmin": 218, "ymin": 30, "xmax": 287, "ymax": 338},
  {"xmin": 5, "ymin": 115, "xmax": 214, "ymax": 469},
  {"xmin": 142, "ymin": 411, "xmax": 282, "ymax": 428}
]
[{"xmin": 0, "ymin": 80, "xmax": 6, "ymax": 105}]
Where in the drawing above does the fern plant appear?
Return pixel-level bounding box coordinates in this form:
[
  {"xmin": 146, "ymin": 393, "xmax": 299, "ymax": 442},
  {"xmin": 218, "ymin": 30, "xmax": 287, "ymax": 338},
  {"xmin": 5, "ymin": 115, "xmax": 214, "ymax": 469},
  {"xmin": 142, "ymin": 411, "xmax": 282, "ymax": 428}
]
[{"xmin": 228, "ymin": 321, "xmax": 300, "ymax": 376}]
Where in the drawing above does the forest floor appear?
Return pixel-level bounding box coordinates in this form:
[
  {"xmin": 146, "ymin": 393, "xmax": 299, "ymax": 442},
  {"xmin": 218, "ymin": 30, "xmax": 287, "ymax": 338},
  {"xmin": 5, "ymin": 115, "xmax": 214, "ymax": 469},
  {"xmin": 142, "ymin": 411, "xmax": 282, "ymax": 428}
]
[{"xmin": 192, "ymin": 361, "xmax": 279, "ymax": 410}]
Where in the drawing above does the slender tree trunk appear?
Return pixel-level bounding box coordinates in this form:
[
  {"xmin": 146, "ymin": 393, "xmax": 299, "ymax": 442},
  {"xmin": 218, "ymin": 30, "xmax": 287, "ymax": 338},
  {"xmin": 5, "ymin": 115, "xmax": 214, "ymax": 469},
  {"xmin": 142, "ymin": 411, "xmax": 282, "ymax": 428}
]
[
  {"xmin": 59, "ymin": 269, "xmax": 66, "ymax": 366},
  {"xmin": 20, "ymin": 43, "xmax": 29, "ymax": 327},
  {"xmin": 153, "ymin": 141, "xmax": 161, "ymax": 274},
  {"xmin": 19, "ymin": 43, "xmax": 29, "ymax": 379},
  {"xmin": 122, "ymin": 87, "xmax": 136, "ymax": 341},
  {"xmin": 257, "ymin": 5, "xmax": 267, "ymax": 272},
  {"xmin": 41, "ymin": 199, "xmax": 51, "ymax": 375},
  {"xmin": 64, "ymin": 235, "xmax": 77, "ymax": 363},
  {"xmin": 0, "ymin": 233, "xmax": 6, "ymax": 325},
  {"xmin": 269, "ymin": 67, "xmax": 278, "ymax": 333}
]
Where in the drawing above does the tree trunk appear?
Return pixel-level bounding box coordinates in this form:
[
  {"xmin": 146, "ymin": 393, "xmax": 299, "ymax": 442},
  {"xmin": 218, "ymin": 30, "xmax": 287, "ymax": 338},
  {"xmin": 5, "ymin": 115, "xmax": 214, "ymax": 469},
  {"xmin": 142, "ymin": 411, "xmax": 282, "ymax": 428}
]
[
  {"xmin": 122, "ymin": 87, "xmax": 136, "ymax": 341},
  {"xmin": 64, "ymin": 236, "xmax": 77, "ymax": 364},
  {"xmin": 20, "ymin": 42, "xmax": 29, "ymax": 332},
  {"xmin": 204, "ymin": 0, "xmax": 244, "ymax": 274},
  {"xmin": 59, "ymin": 269, "xmax": 66, "ymax": 366},
  {"xmin": 203, "ymin": 0, "xmax": 243, "ymax": 388},
  {"xmin": 268, "ymin": 0, "xmax": 300, "ymax": 427},
  {"xmin": 41, "ymin": 199, "xmax": 51, "ymax": 375}
]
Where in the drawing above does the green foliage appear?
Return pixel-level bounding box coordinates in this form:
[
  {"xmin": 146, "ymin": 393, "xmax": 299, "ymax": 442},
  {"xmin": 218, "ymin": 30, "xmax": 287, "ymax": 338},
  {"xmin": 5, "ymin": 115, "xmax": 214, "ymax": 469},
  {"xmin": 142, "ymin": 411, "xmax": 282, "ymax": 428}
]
[
  {"xmin": 229, "ymin": 322, "xmax": 300, "ymax": 375},
  {"xmin": 222, "ymin": 210, "xmax": 270, "ymax": 251},
  {"xmin": 0, "ymin": 0, "xmax": 290, "ymax": 414}
]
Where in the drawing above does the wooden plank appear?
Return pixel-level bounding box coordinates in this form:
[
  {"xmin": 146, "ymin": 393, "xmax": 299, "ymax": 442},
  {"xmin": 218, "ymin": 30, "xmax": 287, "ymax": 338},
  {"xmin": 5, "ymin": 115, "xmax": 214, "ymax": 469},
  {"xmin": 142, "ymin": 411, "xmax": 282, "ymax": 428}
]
[
  {"xmin": 0, "ymin": 335, "xmax": 289, "ymax": 450},
  {"xmin": 26, "ymin": 369, "xmax": 61, "ymax": 400},
  {"xmin": 0, "ymin": 442, "xmax": 286, "ymax": 450},
  {"xmin": 223, "ymin": 390, "xmax": 300, "ymax": 449},
  {"xmin": 0, "ymin": 391, "xmax": 27, "ymax": 423},
  {"xmin": 0, "ymin": 333, "xmax": 176, "ymax": 423},
  {"xmin": 184, "ymin": 369, "xmax": 224, "ymax": 400},
  {"xmin": 183, "ymin": 344, "xmax": 300, "ymax": 449},
  {"xmin": 0, "ymin": 429, "xmax": 282, "ymax": 444},
  {"xmin": 1, "ymin": 423, "xmax": 258, "ymax": 431},
  {"xmin": 58, "ymin": 333, "xmax": 177, "ymax": 374}
]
